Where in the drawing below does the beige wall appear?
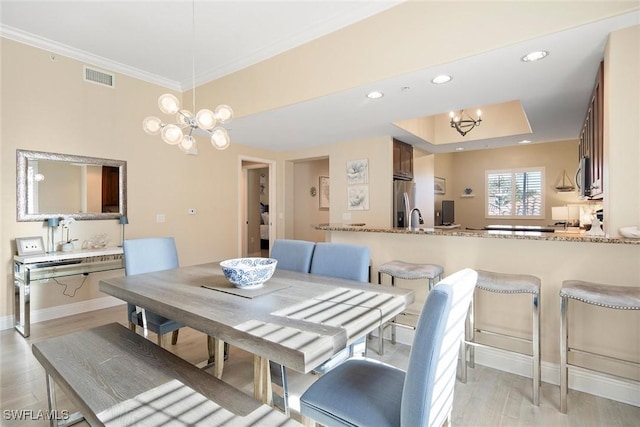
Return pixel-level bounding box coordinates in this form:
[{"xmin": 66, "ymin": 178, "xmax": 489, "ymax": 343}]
[
  {"xmin": 293, "ymin": 159, "xmax": 329, "ymax": 242},
  {"xmin": 279, "ymin": 135, "xmax": 394, "ymax": 231},
  {"xmin": 604, "ymin": 25, "xmax": 640, "ymax": 236},
  {"xmin": 437, "ymin": 140, "xmax": 586, "ymax": 229},
  {"xmin": 1, "ymin": 39, "xmax": 275, "ymax": 318}
]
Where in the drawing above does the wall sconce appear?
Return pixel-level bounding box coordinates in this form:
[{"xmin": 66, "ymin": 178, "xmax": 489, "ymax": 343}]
[
  {"xmin": 119, "ymin": 216, "xmax": 128, "ymax": 246},
  {"xmin": 47, "ymin": 217, "xmax": 59, "ymax": 253}
]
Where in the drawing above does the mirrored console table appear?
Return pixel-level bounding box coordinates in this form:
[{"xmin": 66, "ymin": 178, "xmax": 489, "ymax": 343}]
[{"xmin": 14, "ymin": 247, "xmax": 124, "ymax": 337}]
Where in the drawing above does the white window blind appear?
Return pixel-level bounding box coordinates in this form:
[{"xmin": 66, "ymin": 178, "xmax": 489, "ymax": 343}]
[{"xmin": 486, "ymin": 168, "xmax": 544, "ymax": 218}]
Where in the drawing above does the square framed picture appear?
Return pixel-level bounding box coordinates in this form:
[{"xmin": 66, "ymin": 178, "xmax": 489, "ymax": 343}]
[
  {"xmin": 16, "ymin": 236, "xmax": 46, "ymax": 256},
  {"xmin": 346, "ymin": 159, "xmax": 368, "ymax": 184}
]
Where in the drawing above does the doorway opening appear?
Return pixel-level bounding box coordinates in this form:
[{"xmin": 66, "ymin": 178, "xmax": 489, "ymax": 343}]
[{"xmin": 240, "ymin": 157, "xmax": 275, "ymax": 258}]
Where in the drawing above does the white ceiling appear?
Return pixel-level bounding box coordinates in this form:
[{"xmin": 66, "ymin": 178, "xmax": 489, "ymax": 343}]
[{"xmin": 1, "ymin": 1, "xmax": 639, "ymax": 153}]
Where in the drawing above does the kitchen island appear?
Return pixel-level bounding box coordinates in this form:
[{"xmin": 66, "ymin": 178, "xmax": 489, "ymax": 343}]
[{"xmin": 315, "ymin": 223, "xmax": 640, "ymax": 407}]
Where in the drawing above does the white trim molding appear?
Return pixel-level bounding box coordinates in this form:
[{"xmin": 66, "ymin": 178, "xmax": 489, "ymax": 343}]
[{"xmin": 0, "ymin": 296, "xmax": 125, "ymax": 332}]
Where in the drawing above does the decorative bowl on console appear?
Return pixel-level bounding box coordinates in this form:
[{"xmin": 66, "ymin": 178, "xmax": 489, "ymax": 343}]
[{"xmin": 220, "ymin": 258, "xmax": 278, "ymax": 289}]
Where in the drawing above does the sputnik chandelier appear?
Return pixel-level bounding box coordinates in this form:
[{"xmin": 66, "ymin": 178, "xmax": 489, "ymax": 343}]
[
  {"xmin": 142, "ymin": 0, "xmax": 233, "ymax": 154},
  {"xmin": 142, "ymin": 95, "xmax": 233, "ymax": 154},
  {"xmin": 449, "ymin": 109, "xmax": 482, "ymax": 137}
]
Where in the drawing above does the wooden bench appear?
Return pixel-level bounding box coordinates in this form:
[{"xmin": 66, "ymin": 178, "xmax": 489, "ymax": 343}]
[{"xmin": 32, "ymin": 322, "xmax": 300, "ymax": 427}]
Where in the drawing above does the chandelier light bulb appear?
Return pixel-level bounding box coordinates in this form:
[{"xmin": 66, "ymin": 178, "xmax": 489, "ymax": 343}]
[
  {"xmin": 214, "ymin": 105, "xmax": 234, "ymax": 124},
  {"xmin": 477, "ymin": 109, "xmax": 482, "ymax": 118},
  {"xmin": 143, "ymin": 116, "xmax": 163, "ymax": 135},
  {"xmin": 195, "ymin": 109, "xmax": 217, "ymax": 130},
  {"xmin": 158, "ymin": 93, "xmax": 181, "ymax": 115},
  {"xmin": 161, "ymin": 124, "xmax": 184, "ymax": 145},
  {"xmin": 176, "ymin": 110, "xmax": 193, "ymax": 125},
  {"xmin": 211, "ymin": 127, "xmax": 231, "ymax": 150},
  {"xmin": 179, "ymin": 135, "xmax": 196, "ymax": 152}
]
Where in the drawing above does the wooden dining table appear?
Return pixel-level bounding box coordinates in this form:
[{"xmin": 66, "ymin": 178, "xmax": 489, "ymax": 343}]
[{"xmin": 99, "ymin": 262, "xmax": 414, "ymax": 404}]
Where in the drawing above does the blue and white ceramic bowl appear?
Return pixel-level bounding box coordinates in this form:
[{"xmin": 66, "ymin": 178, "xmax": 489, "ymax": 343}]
[{"xmin": 220, "ymin": 258, "xmax": 278, "ymax": 289}]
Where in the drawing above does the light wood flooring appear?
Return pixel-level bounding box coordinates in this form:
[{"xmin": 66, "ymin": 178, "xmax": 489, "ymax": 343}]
[{"xmin": 1, "ymin": 305, "xmax": 638, "ymax": 426}]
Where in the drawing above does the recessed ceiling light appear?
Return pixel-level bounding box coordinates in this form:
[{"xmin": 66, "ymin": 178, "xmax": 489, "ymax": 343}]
[
  {"xmin": 518, "ymin": 139, "xmax": 532, "ymax": 144},
  {"xmin": 455, "ymin": 147, "xmax": 465, "ymax": 151},
  {"xmin": 431, "ymin": 74, "xmax": 452, "ymax": 84},
  {"xmin": 366, "ymin": 91, "xmax": 384, "ymax": 99},
  {"xmin": 521, "ymin": 51, "xmax": 548, "ymax": 62}
]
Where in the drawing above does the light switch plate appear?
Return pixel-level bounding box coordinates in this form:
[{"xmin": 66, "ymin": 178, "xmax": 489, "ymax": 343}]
[{"xmin": 16, "ymin": 236, "xmax": 46, "ymax": 256}]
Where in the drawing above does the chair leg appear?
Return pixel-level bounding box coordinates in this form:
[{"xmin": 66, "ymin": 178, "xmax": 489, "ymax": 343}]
[
  {"xmin": 157, "ymin": 333, "xmax": 166, "ymax": 348},
  {"xmin": 280, "ymin": 364, "xmax": 290, "ymax": 416},
  {"xmin": 532, "ymin": 293, "xmax": 540, "ymax": 406},
  {"xmin": 468, "ymin": 295, "xmax": 475, "ymax": 369},
  {"xmin": 128, "ymin": 321, "xmax": 136, "ymax": 332},
  {"xmin": 207, "ymin": 335, "xmax": 215, "ymax": 364},
  {"xmin": 171, "ymin": 329, "xmax": 179, "ymax": 345},
  {"xmin": 208, "ymin": 337, "xmax": 230, "ymax": 365},
  {"xmin": 300, "ymin": 415, "xmax": 318, "ymax": 427},
  {"xmin": 560, "ymin": 295, "xmax": 569, "ymax": 413}
]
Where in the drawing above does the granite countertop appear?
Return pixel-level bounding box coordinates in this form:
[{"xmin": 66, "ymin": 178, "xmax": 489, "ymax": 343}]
[{"xmin": 315, "ymin": 224, "xmax": 640, "ymax": 245}]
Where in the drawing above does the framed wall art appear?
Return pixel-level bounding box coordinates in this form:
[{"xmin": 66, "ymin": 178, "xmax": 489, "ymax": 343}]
[
  {"xmin": 434, "ymin": 176, "xmax": 446, "ymax": 195},
  {"xmin": 346, "ymin": 159, "xmax": 368, "ymax": 184},
  {"xmin": 319, "ymin": 176, "xmax": 330, "ymax": 209}
]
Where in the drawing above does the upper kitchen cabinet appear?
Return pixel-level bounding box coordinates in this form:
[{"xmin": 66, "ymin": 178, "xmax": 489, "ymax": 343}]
[
  {"xmin": 393, "ymin": 139, "xmax": 413, "ymax": 180},
  {"xmin": 578, "ymin": 61, "xmax": 604, "ymax": 199}
]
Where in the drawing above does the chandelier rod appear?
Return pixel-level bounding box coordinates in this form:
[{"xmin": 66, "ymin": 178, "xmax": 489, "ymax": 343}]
[{"xmin": 191, "ymin": 0, "xmax": 196, "ymax": 113}]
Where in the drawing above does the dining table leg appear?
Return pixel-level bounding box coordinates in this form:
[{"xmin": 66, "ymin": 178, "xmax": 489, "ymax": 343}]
[
  {"xmin": 212, "ymin": 338, "xmax": 225, "ymax": 379},
  {"xmin": 253, "ymin": 355, "xmax": 273, "ymax": 405}
]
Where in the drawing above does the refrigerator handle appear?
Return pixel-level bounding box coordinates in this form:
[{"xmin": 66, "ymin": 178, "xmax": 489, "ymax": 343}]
[{"xmin": 403, "ymin": 192, "xmax": 411, "ymax": 229}]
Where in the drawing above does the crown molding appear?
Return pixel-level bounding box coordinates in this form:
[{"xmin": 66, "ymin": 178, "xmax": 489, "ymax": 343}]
[{"xmin": 1, "ymin": 25, "xmax": 182, "ymax": 92}]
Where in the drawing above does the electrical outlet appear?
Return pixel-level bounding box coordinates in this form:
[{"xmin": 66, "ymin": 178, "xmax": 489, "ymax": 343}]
[{"xmin": 156, "ymin": 214, "xmax": 166, "ymax": 223}]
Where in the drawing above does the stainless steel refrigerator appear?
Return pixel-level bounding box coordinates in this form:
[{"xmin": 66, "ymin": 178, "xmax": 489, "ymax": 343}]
[{"xmin": 393, "ymin": 180, "xmax": 416, "ymax": 228}]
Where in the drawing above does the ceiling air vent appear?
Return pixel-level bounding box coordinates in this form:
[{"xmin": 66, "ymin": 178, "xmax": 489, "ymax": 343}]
[{"xmin": 83, "ymin": 66, "xmax": 115, "ymax": 88}]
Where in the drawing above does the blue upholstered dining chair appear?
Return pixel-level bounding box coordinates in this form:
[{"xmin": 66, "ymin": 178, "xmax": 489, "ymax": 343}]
[
  {"xmin": 270, "ymin": 239, "xmax": 316, "ymax": 273},
  {"xmin": 124, "ymin": 237, "xmax": 182, "ymax": 347},
  {"xmin": 310, "ymin": 242, "xmax": 370, "ymax": 282},
  {"xmin": 300, "ymin": 268, "xmax": 478, "ymax": 427},
  {"xmin": 124, "ymin": 237, "xmax": 222, "ymax": 365},
  {"xmin": 269, "ymin": 239, "xmax": 316, "ymax": 414},
  {"xmin": 309, "ymin": 242, "xmax": 371, "ymax": 372}
]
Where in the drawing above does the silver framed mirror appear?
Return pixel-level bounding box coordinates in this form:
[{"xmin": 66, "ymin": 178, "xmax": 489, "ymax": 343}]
[{"xmin": 16, "ymin": 149, "xmax": 127, "ymax": 221}]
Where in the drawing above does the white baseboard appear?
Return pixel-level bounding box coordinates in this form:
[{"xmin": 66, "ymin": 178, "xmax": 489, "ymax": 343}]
[
  {"xmin": 0, "ymin": 296, "xmax": 125, "ymax": 332},
  {"xmin": 379, "ymin": 327, "xmax": 640, "ymax": 407}
]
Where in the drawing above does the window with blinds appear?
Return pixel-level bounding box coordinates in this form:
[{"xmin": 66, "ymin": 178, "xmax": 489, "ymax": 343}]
[{"xmin": 486, "ymin": 168, "xmax": 544, "ymax": 218}]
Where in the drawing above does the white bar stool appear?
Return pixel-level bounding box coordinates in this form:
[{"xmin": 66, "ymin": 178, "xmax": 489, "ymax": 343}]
[
  {"xmin": 376, "ymin": 260, "xmax": 444, "ymax": 355},
  {"xmin": 560, "ymin": 280, "xmax": 640, "ymax": 413},
  {"xmin": 460, "ymin": 270, "xmax": 541, "ymax": 405}
]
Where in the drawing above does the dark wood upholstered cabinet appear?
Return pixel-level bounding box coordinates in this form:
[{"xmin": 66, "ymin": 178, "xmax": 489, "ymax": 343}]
[
  {"xmin": 578, "ymin": 61, "xmax": 604, "ymax": 199},
  {"xmin": 393, "ymin": 139, "xmax": 413, "ymax": 180}
]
